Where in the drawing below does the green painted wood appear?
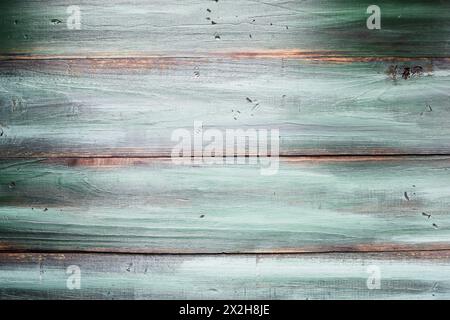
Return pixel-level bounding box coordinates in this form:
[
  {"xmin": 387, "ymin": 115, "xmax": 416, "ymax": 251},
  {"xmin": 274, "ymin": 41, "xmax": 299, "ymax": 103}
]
[
  {"xmin": 0, "ymin": 0, "xmax": 449, "ymax": 57},
  {"xmin": 1, "ymin": 251, "xmax": 449, "ymax": 299},
  {"xmin": 1, "ymin": 157, "xmax": 449, "ymax": 253},
  {"xmin": 1, "ymin": 0, "xmax": 449, "ymax": 300},
  {"xmin": 1, "ymin": 58, "xmax": 449, "ymax": 157}
]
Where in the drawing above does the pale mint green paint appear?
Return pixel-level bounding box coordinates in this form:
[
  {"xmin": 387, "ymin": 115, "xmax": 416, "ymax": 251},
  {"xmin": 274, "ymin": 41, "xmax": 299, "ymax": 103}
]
[
  {"xmin": 1, "ymin": 253, "xmax": 449, "ymax": 299},
  {"xmin": 0, "ymin": 0, "xmax": 448, "ymax": 57},
  {"xmin": 1, "ymin": 59, "xmax": 449, "ymax": 156},
  {"xmin": 0, "ymin": 157, "xmax": 449, "ymax": 252},
  {"xmin": 0, "ymin": 0, "xmax": 449, "ymax": 301}
]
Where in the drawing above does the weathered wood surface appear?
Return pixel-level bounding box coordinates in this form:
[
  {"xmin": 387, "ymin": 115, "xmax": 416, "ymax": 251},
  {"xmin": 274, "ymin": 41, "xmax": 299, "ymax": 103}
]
[
  {"xmin": 0, "ymin": 0, "xmax": 449, "ymax": 58},
  {"xmin": 1, "ymin": 157, "xmax": 449, "ymax": 253},
  {"xmin": 1, "ymin": 0, "xmax": 450, "ymax": 300},
  {"xmin": 1, "ymin": 58, "xmax": 449, "ymax": 157},
  {"xmin": 1, "ymin": 252, "xmax": 449, "ymax": 300}
]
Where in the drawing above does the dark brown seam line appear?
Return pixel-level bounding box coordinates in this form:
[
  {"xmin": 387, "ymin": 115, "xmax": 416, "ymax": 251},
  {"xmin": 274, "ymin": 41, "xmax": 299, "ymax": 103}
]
[
  {"xmin": 1, "ymin": 248, "xmax": 450, "ymax": 256},
  {"xmin": 1, "ymin": 154, "xmax": 450, "ymax": 158},
  {"xmin": 1, "ymin": 55, "xmax": 449, "ymax": 62},
  {"xmin": 1, "ymin": 154, "xmax": 450, "ymax": 160}
]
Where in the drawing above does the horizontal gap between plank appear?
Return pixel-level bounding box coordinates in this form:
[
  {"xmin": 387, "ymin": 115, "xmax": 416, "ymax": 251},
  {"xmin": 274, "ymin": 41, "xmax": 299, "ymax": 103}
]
[
  {"xmin": 2, "ymin": 154, "xmax": 450, "ymax": 160},
  {"xmin": 1, "ymin": 248, "xmax": 450, "ymax": 257},
  {"xmin": 1, "ymin": 53, "xmax": 450, "ymax": 62}
]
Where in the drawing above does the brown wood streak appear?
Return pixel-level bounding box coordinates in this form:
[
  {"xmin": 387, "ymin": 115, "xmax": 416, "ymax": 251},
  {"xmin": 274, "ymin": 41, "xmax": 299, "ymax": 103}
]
[
  {"xmin": 1, "ymin": 50, "xmax": 450, "ymax": 63},
  {"xmin": 2, "ymin": 246, "xmax": 450, "ymax": 260},
  {"xmin": 3, "ymin": 149, "xmax": 448, "ymax": 159},
  {"xmin": 0, "ymin": 53, "xmax": 440, "ymax": 79},
  {"xmin": 2, "ymin": 242, "xmax": 450, "ymax": 256},
  {"xmin": 37, "ymin": 155, "xmax": 450, "ymax": 167},
  {"xmin": 0, "ymin": 250, "xmax": 450, "ymax": 262}
]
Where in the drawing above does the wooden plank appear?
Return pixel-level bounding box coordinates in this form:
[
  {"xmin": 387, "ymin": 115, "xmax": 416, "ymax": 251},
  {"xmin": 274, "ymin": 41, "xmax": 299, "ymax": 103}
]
[
  {"xmin": 1, "ymin": 58, "xmax": 449, "ymax": 157},
  {"xmin": 1, "ymin": 251, "xmax": 449, "ymax": 299},
  {"xmin": 1, "ymin": 156, "xmax": 449, "ymax": 253},
  {"xmin": 0, "ymin": 0, "xmax": 449, "ymax": 58}
]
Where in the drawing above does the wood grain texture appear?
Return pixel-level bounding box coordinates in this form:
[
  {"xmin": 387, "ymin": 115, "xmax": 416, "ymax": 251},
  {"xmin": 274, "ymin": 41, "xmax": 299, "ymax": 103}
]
[
  {"xmin": 0, "ymin": 58, "xmax": 449, "ymax": 157},
  {"xmin": 1, "ymin": 251, "xmax": 450, "ymax": 300},
  {"xmin": 1, "ymin": 157, "xmax": 449, "ymax": 253},
  {"xmin": 0, "ymin": 0, "xmax": 449, "ymax": 58},
  {"xmin": 1, "ymin": 0, "xmax": 449, "ymax": 300}
]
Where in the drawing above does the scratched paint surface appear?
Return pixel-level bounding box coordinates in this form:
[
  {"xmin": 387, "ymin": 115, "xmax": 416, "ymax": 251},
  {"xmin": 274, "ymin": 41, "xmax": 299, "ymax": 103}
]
[
  {"xmin": 0, "ymin": 0, "xmax": 449, "ymax": 57},
  {"xmin": 1, "ymin": 252, "xmax": 450, "ymax": 299},
  {"xmin": 1, "ymin": 58, "xmax": 450, "ymax": 156},
  {"xmin": 1, "ymin": 0, "xmax": 450, "ymax": 300},
  {"xmin": 0, "ymin": 157, "xmax": 449, "ymax": 253}
]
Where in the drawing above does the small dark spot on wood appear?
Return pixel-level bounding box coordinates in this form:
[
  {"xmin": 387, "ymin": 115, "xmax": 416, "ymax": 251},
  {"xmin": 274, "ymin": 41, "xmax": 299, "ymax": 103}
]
[
  {"xmin": 286, "ymin": 25, "xmax": 289, "ymax": 29},
  {"xmin": 126, "ymin": 263, "xmax": 133, "ymax": 272},
  {"xmin": 43, "ymin": 208, "xmax": 48, "ymax": 212},
  {"xmin": 51, "ymin": 19, "xmax": 62, "ymax": 25},
  {"xmin": 211, "ymin": 20, "xmax": 217, "ymax": 25},
  {"xmin": 246, "ymin": 97, "xmax": 253, "ymax": 103},
  {"xmin": 420, "ymin": 104, "xmax": 433, "ymax": 116},
  {"xmin": 249, "ymin": 34, "xmax": 252, "ymax": 38},
  {"xmin": 214, "ymin": 33, "xmax": 221, "ymax": 40},
  {"xmin": 422, "ymin": 212, "xmax": 431, "ymax": 219},
  {"xmin": 412, "ymin": 65, "xmax": 423, "ymax": 76},
  {"xmin": 402, "ymin": 67, "xmax": 411, "ymax": 80},
  {"xmin": 8, "ymin": 181, "xmax": 16, "ymax": 189},
  {"xmin": 206, "ymin": 17, "xmax": 211, "ymax": 20},
  {"xmin": 386, "ymin": 65, "xmax": 398, "ymax": 80},
  {"xmin": 200, "ymin": 215, "xmax": 205, "ymax": 218},
  {"xmin": 14, "ymin": 20, "xmax": 18, "ymax": 25},
  {"xmin": 432, "ymin": 223, "xmax": 439, "ymax": 229},
  {"xmin": 388, "ymin": 65, "xmax": 427, "ymax": 81},
  {"xmin": 404, "ymin": 191, "xmax": 410, "ymax": 201},
  {"xmin": 207, "ymin": 8, "xmax": 212, "ymax": 13}
]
